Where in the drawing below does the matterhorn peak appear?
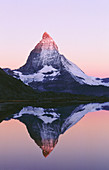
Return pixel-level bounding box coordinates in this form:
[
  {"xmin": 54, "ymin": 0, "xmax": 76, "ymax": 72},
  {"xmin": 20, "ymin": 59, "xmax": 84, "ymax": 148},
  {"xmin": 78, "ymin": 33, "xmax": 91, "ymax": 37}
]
[
  {"xmin": 6, "ymin": 32, "xmax": 109, "ymax": 93},
  {"xmin": 35, "ymin": 32, "xmax": 58, "ymax": 51},
  {"xmin": 42, "ymin": 32, "xmax": 52, "ymax": 39}
]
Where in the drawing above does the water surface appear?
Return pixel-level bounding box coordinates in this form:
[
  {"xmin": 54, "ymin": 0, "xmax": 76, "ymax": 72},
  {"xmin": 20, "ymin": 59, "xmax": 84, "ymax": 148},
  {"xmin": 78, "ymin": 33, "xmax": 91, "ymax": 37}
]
[{"xmin": 0, "ymin": 102, "xmax": 109, "ymax": 170}]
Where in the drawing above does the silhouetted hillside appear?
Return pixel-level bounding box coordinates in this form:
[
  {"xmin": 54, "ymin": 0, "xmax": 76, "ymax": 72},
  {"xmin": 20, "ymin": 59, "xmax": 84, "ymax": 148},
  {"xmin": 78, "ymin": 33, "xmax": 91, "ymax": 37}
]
[{"xmin": 0, "ymin": 68, "xmax": 36, "ymax": 100}]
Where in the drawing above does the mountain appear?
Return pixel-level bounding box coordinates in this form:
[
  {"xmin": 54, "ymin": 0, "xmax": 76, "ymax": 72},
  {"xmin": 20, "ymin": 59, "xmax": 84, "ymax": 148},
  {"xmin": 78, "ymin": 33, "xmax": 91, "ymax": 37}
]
[
  {"xmin": 2, "ymin": 102, "xmax": 109, "ymax": 157},
  {"xmin": 0, "ymin": 68, "xmax": 36, "ymax": 100},
  {"xmin": 4, "ymin": 32, "xmax": 109, "ymax": 97}
]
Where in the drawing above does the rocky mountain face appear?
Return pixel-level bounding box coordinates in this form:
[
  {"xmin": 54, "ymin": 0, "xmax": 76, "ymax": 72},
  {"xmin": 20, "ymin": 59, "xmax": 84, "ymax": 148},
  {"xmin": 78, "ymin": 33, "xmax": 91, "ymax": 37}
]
[{"xmin": 4, "ymin": 32, "xmax": 109, "ymax": 96}]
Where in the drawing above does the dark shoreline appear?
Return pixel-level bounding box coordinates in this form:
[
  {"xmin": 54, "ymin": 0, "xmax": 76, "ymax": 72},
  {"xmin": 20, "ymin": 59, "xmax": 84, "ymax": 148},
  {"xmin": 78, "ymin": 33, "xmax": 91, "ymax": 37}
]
[{"xmin": 0, "ymin": 97, "xmax": 109, "ymax": 108}]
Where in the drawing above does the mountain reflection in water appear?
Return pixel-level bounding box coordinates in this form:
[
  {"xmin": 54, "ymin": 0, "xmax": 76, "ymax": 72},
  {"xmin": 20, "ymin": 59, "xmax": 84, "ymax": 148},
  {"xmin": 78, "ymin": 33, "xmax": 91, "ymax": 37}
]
[{"xmin": 0, "ymin": 102, "xmax": 109, "ymax": 157}]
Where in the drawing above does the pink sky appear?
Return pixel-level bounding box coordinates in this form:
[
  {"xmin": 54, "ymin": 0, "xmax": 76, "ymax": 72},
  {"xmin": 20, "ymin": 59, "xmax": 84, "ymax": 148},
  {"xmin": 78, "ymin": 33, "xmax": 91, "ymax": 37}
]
[{"xmin": 0, "ymin": 0, "xmax": 109, "ymax": 78}]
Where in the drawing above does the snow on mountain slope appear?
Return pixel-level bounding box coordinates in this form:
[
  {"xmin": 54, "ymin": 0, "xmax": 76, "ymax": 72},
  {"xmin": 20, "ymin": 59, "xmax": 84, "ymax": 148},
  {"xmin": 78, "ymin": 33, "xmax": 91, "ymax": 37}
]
[
  {"xmin": 13, "ymin": 65, "xmax": 60, "ymax": 85},
  {"xmin": 61, "ymin": 58, "xmax": 109, "ymax": 86},
  {"xmin": 13, "ymin": 57, "xmax": 109, "ymax": 87},
  {"xmin": 4, "ymin": 32, "xmax": 109, "ymax": 89}
]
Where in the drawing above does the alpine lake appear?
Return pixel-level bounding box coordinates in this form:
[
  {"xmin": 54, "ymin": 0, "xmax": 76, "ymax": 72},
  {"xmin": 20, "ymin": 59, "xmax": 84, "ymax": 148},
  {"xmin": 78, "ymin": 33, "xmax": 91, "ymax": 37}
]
[{"xmin": 0, "ymin": 101, "xmax": 109, "ymax": 170}]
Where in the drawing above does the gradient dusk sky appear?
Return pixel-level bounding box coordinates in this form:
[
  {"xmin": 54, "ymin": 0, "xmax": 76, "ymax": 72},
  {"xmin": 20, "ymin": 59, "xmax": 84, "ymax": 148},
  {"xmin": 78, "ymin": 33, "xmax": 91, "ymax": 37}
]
[{"xmin": 0, "ymin": 0, "xmax": 109, "ymax": 77}]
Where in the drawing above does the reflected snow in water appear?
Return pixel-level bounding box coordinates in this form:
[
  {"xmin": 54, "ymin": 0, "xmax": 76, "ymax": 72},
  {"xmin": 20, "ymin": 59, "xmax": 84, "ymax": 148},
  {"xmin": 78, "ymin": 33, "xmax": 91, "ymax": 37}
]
[{"xmin": 0, "ymin": 102, "xmax": 109, "ymax": 170}]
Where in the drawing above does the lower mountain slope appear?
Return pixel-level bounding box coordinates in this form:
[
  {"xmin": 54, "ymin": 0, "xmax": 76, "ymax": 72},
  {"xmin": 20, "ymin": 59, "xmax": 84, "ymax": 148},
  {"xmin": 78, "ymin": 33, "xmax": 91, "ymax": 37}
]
[
  {"xmin": 0, "ymin": 68, "xmax": 36, "ymax": 100},
  {"xmin": 1, "ymin": 67, "xmax": 109, "ymax": 102}
]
